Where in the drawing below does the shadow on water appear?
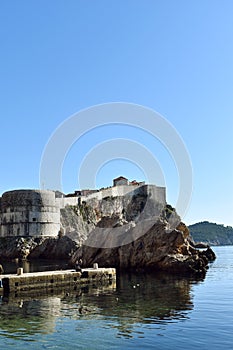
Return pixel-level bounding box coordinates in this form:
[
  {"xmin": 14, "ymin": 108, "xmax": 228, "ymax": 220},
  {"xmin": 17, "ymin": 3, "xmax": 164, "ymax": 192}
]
[
  {"xmin": 0, "ymin": 261, "xmax": 206, "ymax": 340},
  {"xmin": 1, "ymin": 258, "xmax": 69, "ymax": 274}
]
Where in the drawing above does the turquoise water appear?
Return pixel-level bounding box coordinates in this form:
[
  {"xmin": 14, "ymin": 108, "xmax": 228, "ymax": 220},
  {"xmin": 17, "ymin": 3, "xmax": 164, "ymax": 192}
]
[{"xmin": 0, "ymin": 246, "xmax": 232, "ymax": 349}]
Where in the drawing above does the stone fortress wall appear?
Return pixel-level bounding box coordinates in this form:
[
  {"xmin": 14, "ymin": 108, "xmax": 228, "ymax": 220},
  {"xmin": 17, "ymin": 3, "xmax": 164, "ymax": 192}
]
[
  {"xmin": 0, "ymin": 180, "xmax": 166, "ymax": 237},
  {"xmin": 55, "ymin": 184, "xmax": 166, "ymax": 213},
  {"xmin": 57, "ymin": 184, "xmax": 166, "ymax": 207},
  {"xmin": 0, "ymin": 190, "xmax": 60, "ymax": 237}
]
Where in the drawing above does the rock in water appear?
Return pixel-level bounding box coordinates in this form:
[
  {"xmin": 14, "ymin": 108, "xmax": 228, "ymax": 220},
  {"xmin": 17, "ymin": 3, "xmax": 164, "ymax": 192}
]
[
  {"xmin": 0, "ymin": 236, "xmax": 78, "ymax": 260},
  {"xmin": 70, "ymin": 220, "xmax": 215, "ymax": 277}
]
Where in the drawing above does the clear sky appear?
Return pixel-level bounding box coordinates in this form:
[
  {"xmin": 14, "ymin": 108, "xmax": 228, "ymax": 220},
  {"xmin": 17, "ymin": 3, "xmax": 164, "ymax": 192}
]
[{"xmin": 0, "ymin": 0, "xmax": 232, "ymax": 226}]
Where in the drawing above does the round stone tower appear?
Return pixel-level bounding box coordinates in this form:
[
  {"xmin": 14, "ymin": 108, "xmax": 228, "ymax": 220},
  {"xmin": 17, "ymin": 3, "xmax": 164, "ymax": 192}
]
[{"xmin": 0, "ymin": 190, "xmax": 60, "ymax": 237}]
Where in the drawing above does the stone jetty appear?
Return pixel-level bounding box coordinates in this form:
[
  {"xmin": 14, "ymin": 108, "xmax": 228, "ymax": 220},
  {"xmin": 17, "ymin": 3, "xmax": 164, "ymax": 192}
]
[{"xmin": 0, "ymin": 266, "xmax": 116, "ymax": 296}]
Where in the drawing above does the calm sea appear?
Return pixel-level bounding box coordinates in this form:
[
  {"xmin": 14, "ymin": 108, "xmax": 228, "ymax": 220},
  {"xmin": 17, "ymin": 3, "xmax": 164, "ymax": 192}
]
[{"xmin": 0, "ymin": 246, "xmax": 232, "ymax": 349}]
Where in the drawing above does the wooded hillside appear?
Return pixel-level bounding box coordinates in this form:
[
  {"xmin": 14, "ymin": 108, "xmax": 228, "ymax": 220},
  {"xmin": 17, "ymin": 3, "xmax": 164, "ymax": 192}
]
[{"xmin": 189, "ymin": 221, "xmax": 233, "ymax": 245}]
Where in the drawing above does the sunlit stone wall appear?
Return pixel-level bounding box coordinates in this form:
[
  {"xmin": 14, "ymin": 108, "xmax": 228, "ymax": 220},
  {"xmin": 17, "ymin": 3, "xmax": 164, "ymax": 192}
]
[{"xmin": 0, "ymin": 190, "xmax": 60, "ymax": 237}]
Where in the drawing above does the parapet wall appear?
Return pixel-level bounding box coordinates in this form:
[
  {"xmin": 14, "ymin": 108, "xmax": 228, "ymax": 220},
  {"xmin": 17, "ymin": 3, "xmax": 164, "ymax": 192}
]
[
  {"xmin": 55, "ymin": 185, "xmax": 146, "ymax": 209},
  {"xmin": 77, "ymin": 184, "xmax": 166, "ymax": 204},
  {"xmin": 85, "ymin": 184, "xmax": 166, "ymax": 204},
  {"xmin": 55, "ymin": 196, "xmax": 79, "ymax": 209},
  {"xmin": 52, "ymin": 184, "xmax": 166, "ymax": 210}
]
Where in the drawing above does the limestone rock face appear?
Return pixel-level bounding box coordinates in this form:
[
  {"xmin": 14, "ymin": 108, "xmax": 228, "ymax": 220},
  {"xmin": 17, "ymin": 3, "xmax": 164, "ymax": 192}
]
[
  {"xmin": 70, "ymin": 220, "xmax": 216, "ymax": 276},
  {"xmin": 0, "ymin": 236, "xmax": 78, "ymax": 260},
  {"xmin": 28, "ymin": 236, "xmax": 79, "ymax": 259},
  {"xmin": 60, "ymin": 205, "xmax": 96, "ymax": 244}
]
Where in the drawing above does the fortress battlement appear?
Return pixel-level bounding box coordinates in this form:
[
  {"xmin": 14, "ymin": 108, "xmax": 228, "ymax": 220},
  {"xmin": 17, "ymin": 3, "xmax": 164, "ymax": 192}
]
[{"xmin": 0, "ymin": 177, "xmax": 166, "ymax": 238}]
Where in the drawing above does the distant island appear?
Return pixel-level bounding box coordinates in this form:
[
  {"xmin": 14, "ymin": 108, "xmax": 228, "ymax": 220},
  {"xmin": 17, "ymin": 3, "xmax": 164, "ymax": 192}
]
[{"xmin": 189, "ymin": 221, "xmax": 233, "ymax": 246}]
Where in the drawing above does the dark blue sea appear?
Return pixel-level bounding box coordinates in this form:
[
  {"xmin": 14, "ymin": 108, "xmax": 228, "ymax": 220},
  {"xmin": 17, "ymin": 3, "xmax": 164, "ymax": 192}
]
[{"xmin": 0, "ymin": 246, "xmax": 232, "ymax": 349}]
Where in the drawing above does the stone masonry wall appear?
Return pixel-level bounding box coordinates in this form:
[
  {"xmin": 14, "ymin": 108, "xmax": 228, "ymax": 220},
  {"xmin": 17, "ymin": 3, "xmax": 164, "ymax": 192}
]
[
  {"xmin": 0, "ymin": 184, "xmax": 166, "ymax": 237},
  {"xmin": 0, "ymin": 190, "xmax": 60, "ymax": 237}
]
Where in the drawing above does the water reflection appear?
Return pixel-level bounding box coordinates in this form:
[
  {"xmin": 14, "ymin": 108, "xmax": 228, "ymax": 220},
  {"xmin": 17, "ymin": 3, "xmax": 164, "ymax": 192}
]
[
  {"xmin": 0, "ymin": 296, "xmax": 61, "ymax": 340},
  {"xmin": 82, "ymin": 272, "xmax": 198, "ymax": 338},
  {"xmin": 0, "ymin": 283, "xmax": 116, "ymax": 341},
  {"xmin": 0, "ymin": 269, "xmax": 204, "ymax": 340},
  {"xmin": 1, "ymin": 259, "xmax": 69, "ymax": 274}
]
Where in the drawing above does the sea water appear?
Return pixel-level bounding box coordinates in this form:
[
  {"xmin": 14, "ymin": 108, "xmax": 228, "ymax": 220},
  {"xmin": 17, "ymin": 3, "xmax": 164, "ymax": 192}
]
[{"xmin": 0, "ymin": 246, "xmax": 232, "ymax": 349}]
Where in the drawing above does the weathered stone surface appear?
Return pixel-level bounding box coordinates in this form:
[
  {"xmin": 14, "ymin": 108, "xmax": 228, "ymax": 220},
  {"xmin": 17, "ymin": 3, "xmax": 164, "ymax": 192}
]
[
  {"xmin": 70, "ymin": 219, "xmax": 215, "ymax": 277},
  {"xmin": 28, "ymin": 236, "xmax": 79, "ymax": 259},
  {"xmin": 0, "ymin": 236, "xmax": 78, "ymax": 260},
  {"xmin": 0, "ymin": 190, "xmax": 60, "ymax": 237},
  {"xmin": 60, "ymin": 205, "xmax": 96, "ymax": 244}
]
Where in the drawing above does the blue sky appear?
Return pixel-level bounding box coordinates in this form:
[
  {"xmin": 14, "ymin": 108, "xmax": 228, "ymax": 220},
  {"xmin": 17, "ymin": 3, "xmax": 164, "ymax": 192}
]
[{"xmin": 0, "ymin": 0, "xmax": 232, "ymax": 226}]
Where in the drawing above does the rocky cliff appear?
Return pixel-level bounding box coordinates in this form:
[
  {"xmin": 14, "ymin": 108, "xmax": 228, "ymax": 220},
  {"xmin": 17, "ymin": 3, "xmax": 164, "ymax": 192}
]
[
  {"xmin": 70, "ymin": 220, "xmax": 215, "ymax": 276},
  {"xmin": 67, "ymin": 193, "xmax": 215, "ymax": 276},
  {"xmin": 0, "ymin": 236, "xmax": 78, "ymax": 260}
]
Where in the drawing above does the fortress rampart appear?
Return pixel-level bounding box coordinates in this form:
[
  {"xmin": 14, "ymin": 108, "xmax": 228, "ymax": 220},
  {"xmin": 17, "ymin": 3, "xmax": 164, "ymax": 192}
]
[
  {"xmin": 0, "ymin": 183, "xmax": 166, "ymax": 237},
  {"xmin": 66, "ymin": 184, "xmax": 166, "ymax": 205}
]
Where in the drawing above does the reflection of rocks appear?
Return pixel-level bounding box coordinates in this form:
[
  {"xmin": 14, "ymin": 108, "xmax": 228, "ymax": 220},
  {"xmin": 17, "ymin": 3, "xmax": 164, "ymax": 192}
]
[
  {"xmin": 74, "ymin": 272, "xmax": 196, "ymax": 338},
  {"xmin": 0, "ymin": 272, "xmax": 198, "ymax": 340},
  {"xmin": 0, "ymin": 282, "xmax": 116, "ymax": 339},
  {"xmin": 101, "ymin": 273, "xmax": 194, "ymax": 321}
]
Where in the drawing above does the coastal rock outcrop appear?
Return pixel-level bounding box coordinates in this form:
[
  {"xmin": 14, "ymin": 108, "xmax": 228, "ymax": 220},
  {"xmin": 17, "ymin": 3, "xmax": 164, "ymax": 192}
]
[
  {"xmin": 0, "ymin": 236, "xmax": 78, "ymax": 260},
  {"xmin": 70, "ymin": 219, "xmax": 215, "ymax": 276}
]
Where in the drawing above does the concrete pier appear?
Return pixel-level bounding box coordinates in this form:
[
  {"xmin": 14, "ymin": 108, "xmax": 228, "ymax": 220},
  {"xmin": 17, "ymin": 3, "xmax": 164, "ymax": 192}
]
[{"xmin": 0, "ymin": 267, "xmax": 116, "ymax": 295}]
